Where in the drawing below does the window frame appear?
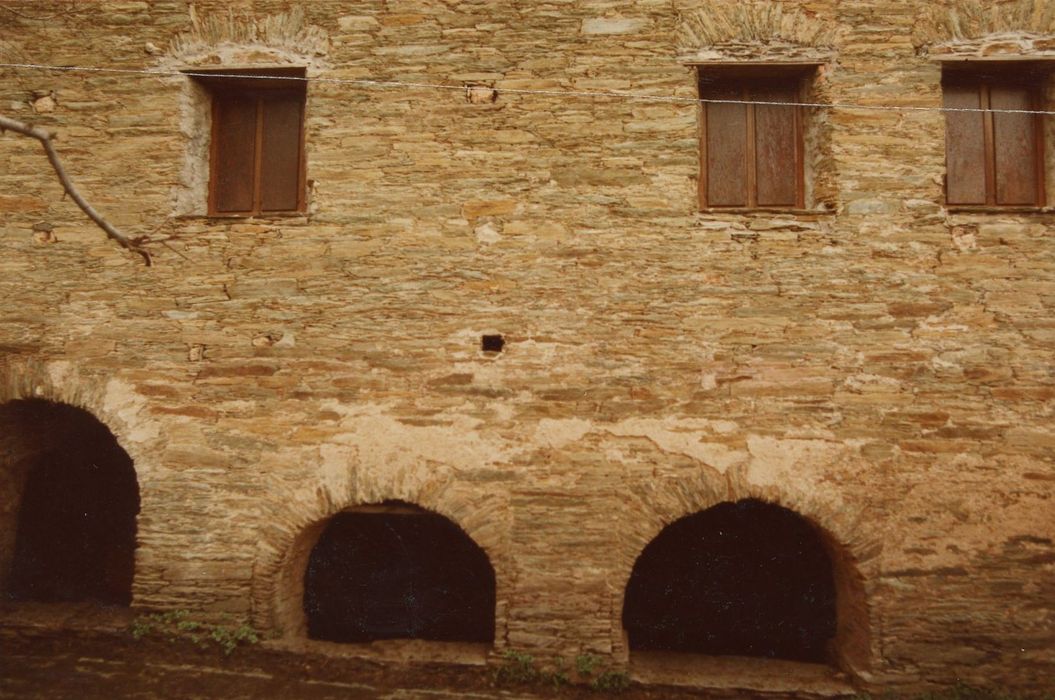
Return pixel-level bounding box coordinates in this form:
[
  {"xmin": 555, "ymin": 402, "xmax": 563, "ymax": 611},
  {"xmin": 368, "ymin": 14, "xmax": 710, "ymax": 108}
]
[
  {"xmin": 941, "ymin": 62, "xmax": 1048, "ymax": 209},
  {"xmin": 190, "ymin": 67, "xmax": 308, "ymax": 217},
  {"xmin": 696, "ymin": 64, "xmax": 814, "ymax": 211}
]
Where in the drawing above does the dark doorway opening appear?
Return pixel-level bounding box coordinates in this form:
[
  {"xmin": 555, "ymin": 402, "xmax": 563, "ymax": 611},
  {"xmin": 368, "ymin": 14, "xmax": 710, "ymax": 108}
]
[
  {"xmin": 303, "ymin": 502, "xmax": 496, "ymax": 644},
  {"xmin": 623, "ymin": 499, "xmax": 836, "ymax": 662},
  {"xmin": 3, "ymin": 400, "xmax": 140, "ymax": 605}
]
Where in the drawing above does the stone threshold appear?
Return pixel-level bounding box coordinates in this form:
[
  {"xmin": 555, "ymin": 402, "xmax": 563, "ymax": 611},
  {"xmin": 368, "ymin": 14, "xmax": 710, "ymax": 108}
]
[
  {"xmin": 265, "ymin": 637, "xmax": 491, "ymax": 666},
  {"xmin": 629, "ymin": 650, "xmax": 857, "ymax": 696},
  {"xmin": 0, "ymin": 600, "xmax": 133, "ymax": 635}
]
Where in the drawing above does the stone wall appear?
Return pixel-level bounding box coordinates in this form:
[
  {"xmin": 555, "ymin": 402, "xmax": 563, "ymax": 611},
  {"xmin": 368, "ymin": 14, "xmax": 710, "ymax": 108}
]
[{"xmin": 0, "ymin": 0, "xmax": 1053, "ymax": 693}]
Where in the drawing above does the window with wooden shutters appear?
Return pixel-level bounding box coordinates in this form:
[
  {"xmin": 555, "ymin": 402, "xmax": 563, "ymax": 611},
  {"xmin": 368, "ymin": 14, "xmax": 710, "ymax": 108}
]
[
  {"xmin": 697, "ymin": 66, "xmax": 811, "ymax": 210},
  {"xmin": 943, "ymin": 65, "xmax": 1046, "ymax": 207},
  {"xmin": 192, "ymin": 68, "xmax": 307, "ymax": 216}
]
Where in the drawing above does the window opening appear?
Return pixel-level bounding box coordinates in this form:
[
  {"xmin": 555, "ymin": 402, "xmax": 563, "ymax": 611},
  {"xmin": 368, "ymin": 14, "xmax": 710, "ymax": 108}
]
[
  {"xmin": 623, "ymin": 499, "xmax": 836, "ymax": 662},
  {"xmin": 190, "ymin": 67, "xmax": 307, "ymax": 216},
  {"xmin": 303, "ymin": 502, "xmax": 495, "ymax": 644},
  {"xmin": 943, "ymin": 63, "xmax": 1047, "ymax": 207},
  {"xmin": 697, "ymin": 66, "xmax": 813, "ymax": 210}
]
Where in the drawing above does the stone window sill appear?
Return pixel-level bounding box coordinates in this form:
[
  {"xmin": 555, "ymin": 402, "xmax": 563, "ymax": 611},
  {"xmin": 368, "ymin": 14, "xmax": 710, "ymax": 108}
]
[
  {"xmin": 697, "ymin": 207, "xmax": 835, "ymax": 217},
  {"xmin": 947, "ymin": 205, "xmax": 1054, "ymax": 214},
  {"xmin": 174, "ymin": 213, "xmax": 310, "ymax": 223}
]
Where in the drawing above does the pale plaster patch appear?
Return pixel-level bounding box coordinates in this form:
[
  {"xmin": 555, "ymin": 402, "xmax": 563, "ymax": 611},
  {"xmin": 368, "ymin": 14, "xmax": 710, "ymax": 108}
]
[
  {"xmin": 744, "ymin": 435, "xmax": 847, "ymax": 488},
  {"xmin": 103, "ymin": 378, "xmax": 162, "ymax": 446},
  {"xmin": 534, "ymin": 418, "xmax": 594, "ymax": 449},
  {"xmin": 528, "ymin": 415, "xmax": 747, "ymax": 470},
  {"xmin": 474, "ymin": 222, "xmax": 501, "ymax": 244},
  {"xmin": 582, "ymin": 17, "xmax": 649, "ymax": 35},
  {"xmin": 605, "ymin": 418, "xmax": 748, "ymax": 472},
  {"xmin": 322, "ymin": 402, "xmax": 510, "ymax": 474},
  {"xmin": 843, "ymin": 373, "xmax": 907, "ymax": 394},
  {"xmin": 44, "ymin": 360, "xmax": 75, "ymax": 393},
  {"xmin": 316, "ymin": 443, "xmax": 356, "ymax": 498}
]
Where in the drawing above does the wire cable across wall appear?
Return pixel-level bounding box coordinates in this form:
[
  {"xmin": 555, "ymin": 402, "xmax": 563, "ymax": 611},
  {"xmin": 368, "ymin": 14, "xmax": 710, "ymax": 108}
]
[{"xmin": 3, "ymin": 61, "xmax": 1055, "ymax": 115}]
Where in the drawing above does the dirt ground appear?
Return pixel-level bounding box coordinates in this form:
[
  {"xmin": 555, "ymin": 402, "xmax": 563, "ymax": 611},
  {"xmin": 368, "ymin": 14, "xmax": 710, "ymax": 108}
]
[{"xmin": 0, "ymin": 603, "xmax": 827, "ymax": 700}]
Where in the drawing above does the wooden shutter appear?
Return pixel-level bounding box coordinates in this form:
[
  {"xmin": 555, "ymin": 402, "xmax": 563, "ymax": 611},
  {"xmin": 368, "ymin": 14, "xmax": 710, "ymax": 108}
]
[
  {"xmin": 944, "ymin": 84, "xmax": 987, "ymax": 206},
  {"xmin": 259, "ymin": 93, "xmax": 303, "ymax": 212},
  {"xmin": 211, "ymin": 95, "xmax": 258, "ymax": 213},
  {"xmin": 754, "ymin": 85, "xmax": 800, "ymax": 207},
  {"xmin": 991, "ymin": 85, "xmax": 1039, "ymax": 205},
  {"xmin": 705, "ymin": 85, "xmax": 749, "ymax": 207}
]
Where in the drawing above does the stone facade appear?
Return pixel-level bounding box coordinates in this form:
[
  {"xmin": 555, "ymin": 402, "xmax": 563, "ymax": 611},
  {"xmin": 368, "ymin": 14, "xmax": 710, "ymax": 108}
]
[{"xmin": 0, "ymin": 0, "xmax": 1053, "ymax": 694}]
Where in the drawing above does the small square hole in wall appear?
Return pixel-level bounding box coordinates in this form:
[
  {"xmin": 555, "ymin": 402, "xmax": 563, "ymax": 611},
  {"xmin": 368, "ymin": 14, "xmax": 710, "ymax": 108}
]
[{"xmin": 481, "ymin": 334, "xmax": 505, "ymax": 353}]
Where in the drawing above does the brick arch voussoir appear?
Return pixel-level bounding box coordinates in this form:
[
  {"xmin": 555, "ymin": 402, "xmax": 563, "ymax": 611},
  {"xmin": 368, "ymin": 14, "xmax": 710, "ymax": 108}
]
[
  {"xmin": 0, "ymin": 358, "xmax": 162, "ymax": 483},
  {"xmin": 612, "ymin": 466, "xmax": 879, "ymax": 676},
  {"xmin": 250, "ymin": 463, "xmax": 510, "ymax": 639}
]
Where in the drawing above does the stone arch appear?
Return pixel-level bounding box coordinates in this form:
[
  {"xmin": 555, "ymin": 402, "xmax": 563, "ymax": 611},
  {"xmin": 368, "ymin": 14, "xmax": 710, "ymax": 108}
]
[
  {"xmin": 913, "ymin": 0, "xmax": 1055, "ymax": 50},
  {"xmin": 251, "ymin": 459, "xmax": 511, "ymax": 647},
  {"xmin": 676, "ymin": 1, "xmax": 838, "ymax": 62},
  {"xmin": 0, "ymin": 358, "xmax": 162, "ymax": 605},
  {"xmin": 624, "ymin": 499, "xmax": 838, "ymax": 661},
  {"xmin": 613, "ymin": 455, "xmax": 878, "ymax": 679},
  {"xmin": 0, "ymin": 358, "xmax": 162, "ymax": 476}
]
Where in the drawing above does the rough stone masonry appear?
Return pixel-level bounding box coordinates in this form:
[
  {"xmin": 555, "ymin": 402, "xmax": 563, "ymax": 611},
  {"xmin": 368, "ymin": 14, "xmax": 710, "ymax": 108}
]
[{"xmin": 0, "ymin": 0, "xmax": 1053, "ymax": 695}]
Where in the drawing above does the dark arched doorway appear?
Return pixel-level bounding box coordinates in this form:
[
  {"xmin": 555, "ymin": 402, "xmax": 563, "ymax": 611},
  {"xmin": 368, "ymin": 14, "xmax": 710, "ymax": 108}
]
[
  {"xmin": 623, "ymin": 499, "xmax": 836, "ymax": 662},
  {"xmin": 1, "ymin": 399, "xmax": 140, "ymax": 605},
  {"xmin": 303, "ymin": 502, "xmax": 495, "ymax": 644}
]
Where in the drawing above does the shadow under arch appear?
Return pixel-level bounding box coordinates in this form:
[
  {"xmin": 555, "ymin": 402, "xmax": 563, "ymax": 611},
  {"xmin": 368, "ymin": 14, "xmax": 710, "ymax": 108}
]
[
  {"xmin": 304, "ymin": 500, "xmax": 496, "ymax": 644},
  {"xmin": 620, "ymin": 496, "xmax": 872, "ymax": 677},
  {"xmin": 0, "ymin": 398, "xmax": 140, "ymax": 605},
  {"xmin": 260, "ymin": 486, "xmax": 506, "ymax": 650}
]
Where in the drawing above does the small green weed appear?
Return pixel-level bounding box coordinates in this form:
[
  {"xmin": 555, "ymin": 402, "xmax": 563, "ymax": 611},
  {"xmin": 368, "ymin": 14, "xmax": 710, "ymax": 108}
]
[
  {"xmin": 576, "ymin": 653, "xmax": 600, "ymax": 677},
  {"xmin": 130, "ymin": 610, "xmax": 259, "ymax": 656},
  {"xmin": 575, "ymin": 653, "xmax": 630, "ymax": 692},
  {"xmin": 592, "ymin": 669, "xmax": 631, "ymax": 692},
  {"xmin": 548, "ymin": 656, "xmax": 571, "ymax": 689},
  {"xmin": 493, "ymin": 649, "xmax": 630, "ymax": 693},
  {"xmin": 492, "ymin": 650, "xmax": 541, "ymax": 685}
]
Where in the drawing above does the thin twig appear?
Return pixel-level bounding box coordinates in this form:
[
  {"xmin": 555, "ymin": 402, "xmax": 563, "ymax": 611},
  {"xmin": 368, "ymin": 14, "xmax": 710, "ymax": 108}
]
[{"xmin": 0, "ymin": 114, "xmax": 151, "ymax": 265}]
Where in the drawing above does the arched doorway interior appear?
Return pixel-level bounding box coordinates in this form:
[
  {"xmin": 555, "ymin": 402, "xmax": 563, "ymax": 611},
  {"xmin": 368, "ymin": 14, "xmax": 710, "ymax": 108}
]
[
  {"xmin": 1, "ymin": 399, "xmax": 140, "ymax": 605},
  {"xmin": 623, "ymin": 499, "xmax": 837, "ymax": 662},
  {"xmin": 303, "ymin": 501, "xmax": 496, "ymax": 644}
]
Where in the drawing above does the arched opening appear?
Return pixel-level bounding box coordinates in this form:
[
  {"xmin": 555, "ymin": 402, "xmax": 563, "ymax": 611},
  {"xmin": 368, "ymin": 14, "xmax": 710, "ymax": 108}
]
[
  {"xmin": 303, "ymin": 501, "xmax": 496, "ymax": 644},
  {"xmin": 0, "ymin": 399, "xmax": 140, "ymax": 605},
  {"xmin": 623, "ymin": 499, "xmax": 837, "ymax": 663}
]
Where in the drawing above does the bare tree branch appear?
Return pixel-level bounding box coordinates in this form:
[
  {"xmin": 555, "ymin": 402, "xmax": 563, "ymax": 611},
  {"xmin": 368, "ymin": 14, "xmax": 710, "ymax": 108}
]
[{"xmin": 0, "ymin": 114, "xmax": 152, "ymax": 265}]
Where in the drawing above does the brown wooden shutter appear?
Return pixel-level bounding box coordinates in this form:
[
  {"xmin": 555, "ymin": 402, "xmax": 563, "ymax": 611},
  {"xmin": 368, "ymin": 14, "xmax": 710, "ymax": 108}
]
[
  {"xmin": 991, "ymin": 85, "xmax": 1039, "ymax": 205},
  {"xmin": 705, "ymin": 86, "xmax": 749, "ymax": 207},
  {"xmin": 259, "ymin": 94, "xmax": 303, "ymax": 212},
  {"xmin": 943, "ymin": 84, "xmax": 987, "ymax": 205},
  {"xmin": 211, "ymin": 95, "xmax": 258, "ymax": 213},
  {"xmin": 754, "ymin": 85, "xmax": 799, "ymax": 207}
]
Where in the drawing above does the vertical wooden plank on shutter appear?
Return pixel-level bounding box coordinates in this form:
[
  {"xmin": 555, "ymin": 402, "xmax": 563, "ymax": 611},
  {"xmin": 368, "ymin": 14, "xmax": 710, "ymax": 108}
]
[
  {"xmin": 943, "ymin": 84, "xmax": 987, "ymax": 205},
  {"xmin": 259, "ymin": 94, "xmax": 304, "ymax": 212},
  {"xmin": 211, "ymin": 95, "xmax": 257, "ymax": 213},
  {"xmin": 705, "ymin": 85, "xmax": 748, "ymax": 207},
  {"xmin": 991, "ymin": 85, "xmax": 1040, "ymax": 206},
  {"xmin": 754, "ymin": 85, "xmax": 800, "ymax": 207}
]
